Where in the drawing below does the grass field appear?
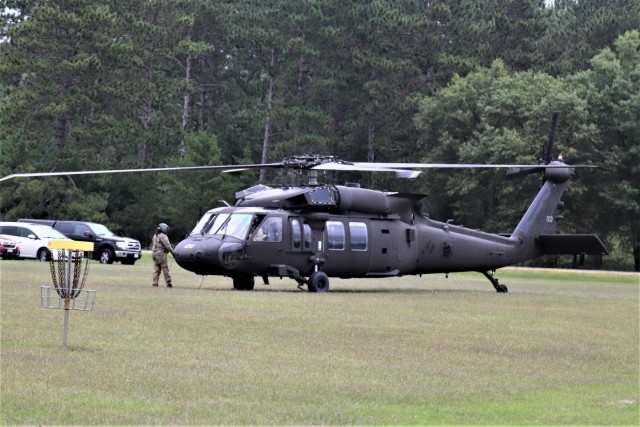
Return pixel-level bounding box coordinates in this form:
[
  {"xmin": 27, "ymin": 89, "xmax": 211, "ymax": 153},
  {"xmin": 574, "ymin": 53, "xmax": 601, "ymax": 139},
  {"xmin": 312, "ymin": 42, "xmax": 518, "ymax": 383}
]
[{"xmin": 1, "ymin": 256, "xmax": 638, "ymax": 425}]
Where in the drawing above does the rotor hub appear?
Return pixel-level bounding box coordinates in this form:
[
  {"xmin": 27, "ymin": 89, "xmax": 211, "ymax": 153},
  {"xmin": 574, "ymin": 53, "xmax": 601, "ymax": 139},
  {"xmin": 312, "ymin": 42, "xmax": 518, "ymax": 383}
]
[
  {"xmin": 282, "ymin": 155, "xmax": 349, "ymax": 169},
  {"xmin": 544, "ymin": 160, "xmax": 572, "ymax": 183}
]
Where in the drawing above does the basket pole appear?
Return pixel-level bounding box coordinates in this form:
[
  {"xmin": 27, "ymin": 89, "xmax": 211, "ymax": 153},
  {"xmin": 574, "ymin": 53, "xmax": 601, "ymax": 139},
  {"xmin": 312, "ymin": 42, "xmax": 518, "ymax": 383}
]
[{"xmin": 63, "ymin": 253, "xmax": 72, "ymax": 347}]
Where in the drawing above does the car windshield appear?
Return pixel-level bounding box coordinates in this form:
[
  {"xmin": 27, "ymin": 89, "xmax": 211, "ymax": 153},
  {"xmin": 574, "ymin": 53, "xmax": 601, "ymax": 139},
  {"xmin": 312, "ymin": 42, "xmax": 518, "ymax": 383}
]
[
  {"xmin": 34, "ymin": 226, "xmax": 68, "ymax": 239},
  {"xmin": 89, "ymin": 223, "xmax": 115, "ymax": 236}
]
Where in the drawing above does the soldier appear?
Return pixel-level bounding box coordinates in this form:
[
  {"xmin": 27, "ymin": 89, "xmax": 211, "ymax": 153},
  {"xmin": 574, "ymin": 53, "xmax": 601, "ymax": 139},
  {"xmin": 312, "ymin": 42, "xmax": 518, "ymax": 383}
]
[{"xmin": 152, "ymin": 223, "xmax": 174, "ymax": 287}]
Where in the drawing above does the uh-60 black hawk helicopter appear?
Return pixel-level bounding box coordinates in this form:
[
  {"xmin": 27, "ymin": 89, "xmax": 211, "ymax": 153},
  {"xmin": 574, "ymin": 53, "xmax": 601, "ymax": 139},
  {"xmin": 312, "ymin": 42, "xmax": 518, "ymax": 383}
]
[{"xmin": 1, "ymin": 117, "xmax": 607, "ymax": 293}]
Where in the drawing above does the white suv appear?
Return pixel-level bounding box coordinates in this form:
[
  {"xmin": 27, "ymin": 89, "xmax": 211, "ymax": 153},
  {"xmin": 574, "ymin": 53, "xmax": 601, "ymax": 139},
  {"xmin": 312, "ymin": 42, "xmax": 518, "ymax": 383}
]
[{"xmin": 0, "ymin": 222, "xmax": 73, "ymax": 261}]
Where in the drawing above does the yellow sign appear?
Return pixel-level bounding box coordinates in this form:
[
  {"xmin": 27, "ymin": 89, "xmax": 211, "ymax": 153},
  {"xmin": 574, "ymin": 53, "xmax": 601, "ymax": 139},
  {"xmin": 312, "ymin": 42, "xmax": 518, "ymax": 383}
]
[{"xmin": 48, "ymin": 240, "xmax": 94, "ymax": 251}]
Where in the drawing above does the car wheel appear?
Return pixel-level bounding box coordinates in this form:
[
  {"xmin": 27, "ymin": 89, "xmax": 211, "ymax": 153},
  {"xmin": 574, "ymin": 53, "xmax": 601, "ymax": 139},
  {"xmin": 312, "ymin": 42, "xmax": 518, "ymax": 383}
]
[
  {"xmin": 99, "ymin": 248, "xmax": 115, "ymax": 264},
  {"xmin": 37, "ymin": 248, "xmax": 51, "ymax": 262}
]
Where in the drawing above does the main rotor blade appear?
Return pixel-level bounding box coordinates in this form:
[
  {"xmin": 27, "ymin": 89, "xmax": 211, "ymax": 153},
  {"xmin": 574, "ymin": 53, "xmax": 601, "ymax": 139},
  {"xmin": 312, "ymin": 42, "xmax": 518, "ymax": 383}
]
[
  {"xmin": 1, "ymin": 158, "xmax": 598, "ymax": 183},
  {"xmin": 349, "ymin": 162, "xmax": 597, "ymax": 169},
  {"xmin": 312, "ymin": 160, "xmax": 596, "ymax": 180},
  {"xmin": 0, "ymin": 163, "xmax": 283, "ymax": 182},
  {"xmin": 311, "ymin": 162, "xmax": 421, "ymax": 178}
]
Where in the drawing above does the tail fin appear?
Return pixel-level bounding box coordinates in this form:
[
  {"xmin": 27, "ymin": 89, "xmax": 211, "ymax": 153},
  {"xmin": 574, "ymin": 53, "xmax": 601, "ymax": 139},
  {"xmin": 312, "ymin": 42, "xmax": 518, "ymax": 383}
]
[
  {"xmin": 507, "ymin": 113, "xmax": 567, "ymax": 234},
  {"xmin": 510, "ymin": 162, "xmax": 608, "ymax": 260},
  {"xmin": 510, "ymin": 161, "xmax": 570, "ymax": 245}
]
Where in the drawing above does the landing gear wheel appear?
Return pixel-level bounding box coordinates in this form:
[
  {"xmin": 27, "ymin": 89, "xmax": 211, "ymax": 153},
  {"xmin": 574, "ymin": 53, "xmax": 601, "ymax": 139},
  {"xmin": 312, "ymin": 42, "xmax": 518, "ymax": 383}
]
[
  {"xmin": 308, "ymin": 271, "xmax": 329, "ymax": 293},
  {"xmin": 481, "ymin": 271, "xmax": 508, "ymax": 293},
  {"xmin": 233, "ymin": 276, "xmax": 255, "ymax": 291}
]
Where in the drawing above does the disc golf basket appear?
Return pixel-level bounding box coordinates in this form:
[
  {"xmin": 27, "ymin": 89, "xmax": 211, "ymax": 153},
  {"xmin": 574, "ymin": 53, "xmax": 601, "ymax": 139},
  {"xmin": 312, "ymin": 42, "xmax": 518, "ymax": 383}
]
[{"xmin": 40, "ymin": 240, "xmax": 96, "ymax": 347}]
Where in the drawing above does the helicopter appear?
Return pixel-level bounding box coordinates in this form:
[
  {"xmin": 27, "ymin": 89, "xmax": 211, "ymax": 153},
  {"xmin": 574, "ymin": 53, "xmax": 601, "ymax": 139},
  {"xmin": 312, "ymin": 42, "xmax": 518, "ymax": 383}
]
[
  {"xmin": 1, "ymin": 118, "xmax": 607, "ymax": 293},
  {"xmin": 170, "ymin": 152, "xmax": 607, "ymax": 293}
]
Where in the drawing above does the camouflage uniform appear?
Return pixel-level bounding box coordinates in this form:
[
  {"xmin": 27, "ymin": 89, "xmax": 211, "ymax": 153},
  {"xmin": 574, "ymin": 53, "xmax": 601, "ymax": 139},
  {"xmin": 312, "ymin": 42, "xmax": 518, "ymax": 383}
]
[{"xmin": 152, "ymin": 228, "xmax": 174, "ymax": 287}]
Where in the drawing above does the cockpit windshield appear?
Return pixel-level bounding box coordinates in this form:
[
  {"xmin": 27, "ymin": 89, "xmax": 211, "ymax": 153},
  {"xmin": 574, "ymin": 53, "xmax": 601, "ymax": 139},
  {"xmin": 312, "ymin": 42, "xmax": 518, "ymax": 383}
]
[
  {"xmin": 204, "ymin": 213, "xmax": 229, "ymax": 235},
  {"xmin": 190, "ymin": 208, "xmax": 225, "ymax": 235},
  {"xmin": 190, "ymin": 213, "xmax": 215, "ymax": 235},
  {"xmin": 203, "ymin": 213, "xmax": 253, "ymax": 239}
]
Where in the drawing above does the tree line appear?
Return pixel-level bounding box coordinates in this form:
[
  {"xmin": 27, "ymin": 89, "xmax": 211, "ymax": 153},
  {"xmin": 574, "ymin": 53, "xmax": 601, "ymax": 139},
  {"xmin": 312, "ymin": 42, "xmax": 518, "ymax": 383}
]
[{"xmin": 0, "ymin": 0, "xmax": 638, "ymax": 270}]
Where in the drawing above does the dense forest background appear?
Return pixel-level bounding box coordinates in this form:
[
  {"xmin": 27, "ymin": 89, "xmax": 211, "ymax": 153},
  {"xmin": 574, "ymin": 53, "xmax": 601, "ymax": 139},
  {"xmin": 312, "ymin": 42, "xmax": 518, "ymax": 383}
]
[{"xmin": 0, "ymin": 0, "xmax": 638, "ymax": 270}]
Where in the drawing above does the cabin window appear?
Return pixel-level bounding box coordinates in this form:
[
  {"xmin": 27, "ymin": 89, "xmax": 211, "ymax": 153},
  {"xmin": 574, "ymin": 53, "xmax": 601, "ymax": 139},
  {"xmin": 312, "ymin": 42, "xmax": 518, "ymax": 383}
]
[
  {"xmin": 326, "ymin": 221, "xmax": 345, "ymax": 251},
  {"xmin": 291, "ymin": 219, "xmax": 302, "ymax": 249},
  {"xmin": 349, "ymin": 222, "xmax": 368, "ymax": 251},
  {"xmin": 303, "ymin": 224, "xmax": 312, "ymax": 249},
  {"xmin": 290, "ymin": 219, "xmax": 312, "ymax": 250}
]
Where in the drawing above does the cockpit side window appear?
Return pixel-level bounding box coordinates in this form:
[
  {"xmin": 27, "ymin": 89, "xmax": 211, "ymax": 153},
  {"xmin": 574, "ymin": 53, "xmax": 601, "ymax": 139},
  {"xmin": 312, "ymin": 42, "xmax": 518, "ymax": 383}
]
[
  {"xmin": 253, "ymin": 217, "xmax": 283, "ymax": 242},
  {"xmin": 220, "ymin": 214, "xmax": 253, "ymax": 239}
]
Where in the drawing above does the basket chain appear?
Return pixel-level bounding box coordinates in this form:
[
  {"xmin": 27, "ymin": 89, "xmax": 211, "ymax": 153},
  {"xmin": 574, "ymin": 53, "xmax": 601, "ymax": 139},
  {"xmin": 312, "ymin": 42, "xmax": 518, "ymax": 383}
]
[{"xmin": 50, "ymin": 250, "xmax": 91, "ymax": 299}]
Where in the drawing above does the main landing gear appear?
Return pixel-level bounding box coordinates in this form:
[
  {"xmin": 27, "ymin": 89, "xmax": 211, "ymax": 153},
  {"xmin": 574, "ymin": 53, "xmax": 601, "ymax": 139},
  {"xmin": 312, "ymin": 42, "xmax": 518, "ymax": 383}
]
[
  {"xmin": 295, "ymin": 270, "xmax": 330, "ymax": 293},
  {"xmin": 481, "ymin": 271, "xmax": 508, "ymax": 293},
  {"xmin": 307, "ymin": 271, "xmax": 329, "ymax": 293},
  {"xmin": 268, "ymin": 265, "xmax": 331, "ymax": 293}
]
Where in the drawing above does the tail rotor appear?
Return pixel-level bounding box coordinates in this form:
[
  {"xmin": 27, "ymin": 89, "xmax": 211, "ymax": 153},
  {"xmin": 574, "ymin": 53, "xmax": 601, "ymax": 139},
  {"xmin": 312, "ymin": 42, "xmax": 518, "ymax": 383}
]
[{"xmin": 506, "ymin": 111, "xmax": 565, "ymax": 180}]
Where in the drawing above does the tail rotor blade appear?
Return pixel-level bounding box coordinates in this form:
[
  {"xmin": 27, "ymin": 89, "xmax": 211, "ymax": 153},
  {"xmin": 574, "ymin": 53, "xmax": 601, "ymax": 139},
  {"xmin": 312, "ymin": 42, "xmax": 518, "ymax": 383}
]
[
  {"xmin": 544, "ymin": 111, "xmax": 559, "ymax": 164},
  {"xmin": 505, "ymin": 166, "xmax": 542, "ymax": 180}
]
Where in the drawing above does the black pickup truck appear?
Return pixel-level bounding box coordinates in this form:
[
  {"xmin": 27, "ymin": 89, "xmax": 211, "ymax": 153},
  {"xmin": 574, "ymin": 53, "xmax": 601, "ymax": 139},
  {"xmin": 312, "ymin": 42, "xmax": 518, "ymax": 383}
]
[{"xmin": 18, "ymin": 219, "xmax": 142, "ymax": 265}]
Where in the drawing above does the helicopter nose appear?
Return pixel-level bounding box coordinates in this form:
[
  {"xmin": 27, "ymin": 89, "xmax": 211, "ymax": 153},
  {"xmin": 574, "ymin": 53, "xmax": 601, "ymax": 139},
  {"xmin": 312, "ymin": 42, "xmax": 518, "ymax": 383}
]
[
  {"xmin": 174, "ymin": 239, "xmax": 214, "ymax": 262},
  {"xmin": 174, "ymin": 238, "xmax": 243, "ymax": 274},
  {"xmin": 174, "ymin": 238, "xmax": 222, "ymax": 274}
]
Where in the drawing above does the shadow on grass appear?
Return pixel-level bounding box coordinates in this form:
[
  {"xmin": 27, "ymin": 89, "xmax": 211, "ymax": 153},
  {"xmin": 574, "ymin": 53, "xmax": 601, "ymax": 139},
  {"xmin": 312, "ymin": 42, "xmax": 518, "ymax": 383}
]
[{"xmin": 193, "ymin": 286, "xmax": 491, "ymax": 295}]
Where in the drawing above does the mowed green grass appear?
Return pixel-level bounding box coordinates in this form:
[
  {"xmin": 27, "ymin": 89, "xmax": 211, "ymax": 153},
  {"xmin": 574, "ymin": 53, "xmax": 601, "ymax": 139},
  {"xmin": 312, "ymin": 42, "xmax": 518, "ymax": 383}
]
[{"xmin": 1, "ymin": 256, "xmax": 638, "ymax": 425}]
